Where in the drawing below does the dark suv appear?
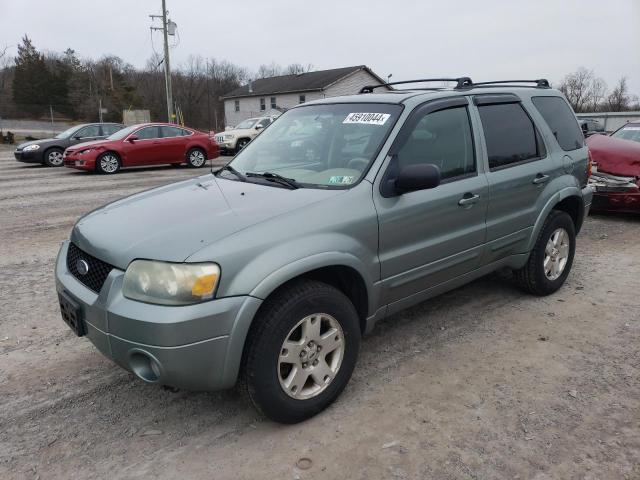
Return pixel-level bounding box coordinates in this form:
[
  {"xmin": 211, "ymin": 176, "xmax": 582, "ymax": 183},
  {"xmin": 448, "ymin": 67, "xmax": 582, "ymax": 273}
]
[
  {"xmin": 56, "ymin": 78, "xmax": 593, "ymax": 423},
  {"xmin": 14, "ymin": 123, "xmax": 125, "ymax": 167}
]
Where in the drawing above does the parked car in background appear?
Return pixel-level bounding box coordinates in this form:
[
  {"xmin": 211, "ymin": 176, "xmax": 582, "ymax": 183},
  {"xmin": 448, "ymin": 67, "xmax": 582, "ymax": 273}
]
[
  {"xmin": 63, "ymin": 123, "xmax": 219, "ymax": 174},
  {"xmin": 214, "ymin": 116, "xmax": 278, "ymax": 154},
  {"xmin": 578, "ymin": 118, "xmax": 605, "ymax": 137},
  {"xmin": 14, "ymin": 123, "xmax": 125, "ymax": 167},
  {"xmin": 587, "ymin": 131, "xmax": 640, "ymax": 213},
  {"xmin": 609, "ymin": 122, "xmax": 640, "ymax": 143},
  {"xmin": 56, "ymin": 79, "xmax": 592, "ymax": 423}
]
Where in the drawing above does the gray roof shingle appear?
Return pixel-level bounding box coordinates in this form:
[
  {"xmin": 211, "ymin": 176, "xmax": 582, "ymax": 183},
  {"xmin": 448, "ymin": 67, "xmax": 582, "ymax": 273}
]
[{"xmin": 221, "ymin": 65, "xmax": 383, "ymax": 99}]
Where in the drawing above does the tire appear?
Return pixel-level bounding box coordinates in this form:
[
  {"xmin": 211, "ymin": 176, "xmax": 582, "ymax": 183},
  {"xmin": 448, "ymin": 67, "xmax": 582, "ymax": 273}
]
[
  {"xmin": 514, "ymin": 210, "xmax": 576, "ymax": 296},
  {"xmin": 235, "ymin": 138, "xmax": 250, "ymax": 153},
  {"xmin": 241, "ymin": 280, "xmax": 361, "ymax": 424},
  {"xmin": 43, "ymin": 148, "xmax": 64, "ymax": 167},
  {"xmin": 95, "ymin": 152, "xmax": 121, "ymax": 174},
  {"xmin": 186, "ymin": 148, "xmax": 207, "ymax": 168}
]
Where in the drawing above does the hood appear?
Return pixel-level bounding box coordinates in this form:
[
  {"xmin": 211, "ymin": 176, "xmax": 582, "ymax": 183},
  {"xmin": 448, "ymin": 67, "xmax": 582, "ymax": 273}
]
[
  {"xmin": 66, "ymin": 139, "xmax": 114, "ymax": 152},
  {"xmin": 71, "ymin": 174, "xmax": 343, "ymax": 270},
  {"xmin": 587, "ymin": 134, "xmax": 640, "ymax": 177},
  {"xmin": 16, "ymin": 138, "xmax": 57, "ymax": 149},
  {"xmin": 223, "ymin": 127, "xmax": 256, "ymax": 137}
]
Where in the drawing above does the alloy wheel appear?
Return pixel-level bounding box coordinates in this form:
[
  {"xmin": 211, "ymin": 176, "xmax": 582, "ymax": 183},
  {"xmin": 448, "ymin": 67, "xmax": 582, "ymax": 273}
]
[
  {"xmin": 48, "ymin": 151, "xmax": 63, "ymax": 166},
  {"xmin": 544, "ymin": 227, "xmax": 570, "ymax": 280},
  {"xmin": 189, "ymin": 150, "xmax": 205, "ymax": 166},
  {"xmin": 100, "ymin": 154, "xmax": 119, "ymax": 173},
  {"xmin": 278, "ymin": 313, "xmax": 345, "ymax": 400}
]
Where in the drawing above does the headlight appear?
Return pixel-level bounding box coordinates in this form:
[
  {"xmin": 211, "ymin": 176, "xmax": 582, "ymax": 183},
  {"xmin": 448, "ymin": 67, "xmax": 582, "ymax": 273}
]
[
  {"xmin": 79, "ymin": 148, "xmax": 95, "ymax": 154},
  {"xmin": 123, "ymin": 260, "xmax": 220, "ymax": 305},
  {"xmin": 224, "ymin": 134, "xmax": 235, "ymax": 140},
  {"xmin": 23, "ymin": 144, "xmax": 40, "ymax": 151}
]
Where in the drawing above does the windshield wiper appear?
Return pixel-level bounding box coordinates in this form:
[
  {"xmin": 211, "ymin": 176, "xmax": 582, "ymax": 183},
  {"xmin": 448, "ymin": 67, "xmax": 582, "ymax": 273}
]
[
  {"xmin": 218, "ymin": 164, "xmax": 246, "ymax": 181},
  {"xmin": 245, "ymin": 171, "xmax": 301, "ymax": 189}
]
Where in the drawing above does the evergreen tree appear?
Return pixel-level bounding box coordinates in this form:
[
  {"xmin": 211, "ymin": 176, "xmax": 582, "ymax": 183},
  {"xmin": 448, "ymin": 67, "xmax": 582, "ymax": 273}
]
[{"xmin": 12, "ymin": 35, "xmax": 51, "ymax": 115}]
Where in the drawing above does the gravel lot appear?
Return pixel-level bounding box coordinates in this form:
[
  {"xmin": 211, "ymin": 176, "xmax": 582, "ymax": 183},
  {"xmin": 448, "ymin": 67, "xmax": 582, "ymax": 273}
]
[{"xmin": 0, "ymin": 145, "xmax": 638, "ymax": 480}]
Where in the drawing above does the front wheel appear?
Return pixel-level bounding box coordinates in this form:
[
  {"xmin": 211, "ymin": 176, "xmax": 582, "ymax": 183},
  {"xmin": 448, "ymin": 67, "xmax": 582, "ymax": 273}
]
[
  {"xmin": 514, "ymin": 210, "xmax": 576, "ymax": 296},
  {"xmin": 96, "ymin": 152, "xmax": 121, "ymax": 174},
  {"xmin": 186, "ymin": 148, "xmax": 206, "ymax": 168},
  {"xmin": 241, "ymin": 280, "xmax": 361, "ymax": 423},
  {"xmin": 235, "ymin": 138, "xmax": 250, "ymax": 153},
  {"xmin": 43, "ymin": 148, "xmax": 64, "ymax": 167}
]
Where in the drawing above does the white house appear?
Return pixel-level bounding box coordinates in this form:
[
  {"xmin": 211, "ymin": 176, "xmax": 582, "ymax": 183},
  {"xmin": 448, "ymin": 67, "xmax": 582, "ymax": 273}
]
[{"xmin": 221, "ymin": 65, "xmax": 388, "ymax": 127}]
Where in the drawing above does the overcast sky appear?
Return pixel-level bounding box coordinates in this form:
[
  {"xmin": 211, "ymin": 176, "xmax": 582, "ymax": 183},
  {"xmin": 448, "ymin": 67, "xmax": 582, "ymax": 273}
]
[{"xmin": 2, "ymin": 0, "xmax": 639, "ymax": 96}]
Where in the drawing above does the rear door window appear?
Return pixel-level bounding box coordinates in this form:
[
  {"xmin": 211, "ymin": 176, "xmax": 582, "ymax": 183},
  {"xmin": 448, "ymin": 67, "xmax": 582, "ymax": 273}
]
[
  {"xmin": 478, "ymin": 103, "xmax": 545, "ymax": 170},
  {"xmin": 532, "ymin": 96, "xmax": 584, "ymax": 151},
  {"xmin": 160, "ymin": 126, "xmax": 185, "ymax": 138}
]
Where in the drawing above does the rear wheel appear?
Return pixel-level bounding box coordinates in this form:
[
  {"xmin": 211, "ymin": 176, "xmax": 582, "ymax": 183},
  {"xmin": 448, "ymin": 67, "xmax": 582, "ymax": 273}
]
[
  {"xmin": 43, "ymin": 148, "xmax": 64, "ymax": 167},
  {"xmin": 96, "ymin": 152, "xmax": 121, "ymax": 174},
  {"xmin": 186, "ymin": 148, "xmax": 206, "ymax": 168},
  {"xmin": 514, "ymin": 210, "xmax": 576, "ymax": 296},
  {"xmin": 241, "ymin": 280, "xmax": 360, "ymax": 423}
]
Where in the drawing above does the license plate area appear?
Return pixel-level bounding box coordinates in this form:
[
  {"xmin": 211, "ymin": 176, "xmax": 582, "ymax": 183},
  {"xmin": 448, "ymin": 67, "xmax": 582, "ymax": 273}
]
[{"xmin": 58, "ymin": 292, "xmax": 86, "ymax": 337}]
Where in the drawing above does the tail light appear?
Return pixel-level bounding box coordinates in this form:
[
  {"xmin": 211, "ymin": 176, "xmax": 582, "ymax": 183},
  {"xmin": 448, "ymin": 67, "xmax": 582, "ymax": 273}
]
[{"xmin": 587, "ymin": 150, "xmax": 594, "ymax": 178}]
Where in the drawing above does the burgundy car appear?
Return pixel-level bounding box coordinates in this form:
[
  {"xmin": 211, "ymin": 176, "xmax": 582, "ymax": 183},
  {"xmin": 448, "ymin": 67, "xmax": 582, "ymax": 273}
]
[
  {"xmin": 63, "ymin": 123, "xmax": 219, "ymax": 174},
  {"xmin": 587, "ymin": 127, "xmax": 640, "ymax": 213}
]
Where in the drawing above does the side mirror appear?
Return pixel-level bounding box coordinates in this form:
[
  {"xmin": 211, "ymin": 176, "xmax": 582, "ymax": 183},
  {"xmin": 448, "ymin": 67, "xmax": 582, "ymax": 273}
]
[
  {"xmin": 127, "ymin": 135, "xmax": 139, "ymax": 142},
  {"xmin": 395, "ymin": 164, "xmax": 441, "ymax": 193},
  {"xmin": 255, "ymin": 125, "xmax": 264, "ymax": 130}
]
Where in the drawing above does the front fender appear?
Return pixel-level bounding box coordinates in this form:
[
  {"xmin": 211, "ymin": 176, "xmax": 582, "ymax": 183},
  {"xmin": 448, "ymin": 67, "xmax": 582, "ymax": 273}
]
[{"xmin": 249, "ymin": 250, "xmax": 379, "ymax": 312}]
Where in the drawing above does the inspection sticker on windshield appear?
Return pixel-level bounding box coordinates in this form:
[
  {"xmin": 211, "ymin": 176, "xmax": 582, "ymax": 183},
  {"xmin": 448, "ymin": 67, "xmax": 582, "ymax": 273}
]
[
  {"xmin": 343, "ymin": 112, "xmax": 390, "ymax": 126},
  {"xmin": 329, "ymin": 175, "xmax": 355, "ymax": 184}
]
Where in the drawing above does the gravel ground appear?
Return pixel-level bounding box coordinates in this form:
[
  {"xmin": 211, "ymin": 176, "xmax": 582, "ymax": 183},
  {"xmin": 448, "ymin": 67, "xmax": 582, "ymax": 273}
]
[{"xmin": 0, "ymin": 145, "xmax": 638, "ymax": 480}]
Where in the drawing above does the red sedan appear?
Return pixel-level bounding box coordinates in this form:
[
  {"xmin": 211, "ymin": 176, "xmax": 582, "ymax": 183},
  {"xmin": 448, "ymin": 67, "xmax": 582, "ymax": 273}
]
[
  {"xmin": 587, "ymin": 131, "xmax": 640, "ymax": 213},
  {"xmin": 63, "ymin": 123, "xmax": 219, "ymax": 174}
]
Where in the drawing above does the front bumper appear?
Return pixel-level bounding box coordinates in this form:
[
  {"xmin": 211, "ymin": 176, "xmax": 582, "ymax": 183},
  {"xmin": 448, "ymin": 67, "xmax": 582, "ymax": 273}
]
[
  {"xmin": 55, "ymin": 241, "xmax": 262, "ymax": 390},
  {"xmin": 14, "ymin": 149, "xmax": 43, "ymax": 163},
  {"xmin": 63, "ymin": 152, "xmax": 97, "ymax": 170}
]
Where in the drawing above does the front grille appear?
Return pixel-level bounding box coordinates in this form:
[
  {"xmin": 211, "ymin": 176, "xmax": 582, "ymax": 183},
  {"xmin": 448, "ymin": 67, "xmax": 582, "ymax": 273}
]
[{"xmin": 66, "ymin": 243, "xmax": 115, "ymax": 293}]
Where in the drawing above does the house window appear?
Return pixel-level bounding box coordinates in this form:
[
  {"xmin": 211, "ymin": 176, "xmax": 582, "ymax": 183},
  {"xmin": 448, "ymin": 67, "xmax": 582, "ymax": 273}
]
[
  {"xmin": 260, "ymin": 98, "xmax": 266, "ymax": 111},
  {"xmin": 234, "ymin": 100, "xmax": 239, "ymax": 112},
  {"xmin": 270, "ymin": 97, "xmax": 276, "ymax": 109},
  {"xmin": 299, "ymin": 94, "xmax": 306, "ymax": 104}
]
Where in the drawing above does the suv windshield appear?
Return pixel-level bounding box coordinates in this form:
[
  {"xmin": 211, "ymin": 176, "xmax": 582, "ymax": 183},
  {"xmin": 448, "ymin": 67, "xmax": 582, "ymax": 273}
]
[
  {"xmin": 611, "ymin": 124, "xmax": 640, "ymax": 143},
  {"xmin": 225, "ymin": 103, "xmax": 402, "ymax": 188},
  {"xmin": 235, "ymin": 119, "xmax": 259, "ymax": 129},
  {"xmin": 54, "ymin": 125, "xmax": 83, "ymax": 139}
]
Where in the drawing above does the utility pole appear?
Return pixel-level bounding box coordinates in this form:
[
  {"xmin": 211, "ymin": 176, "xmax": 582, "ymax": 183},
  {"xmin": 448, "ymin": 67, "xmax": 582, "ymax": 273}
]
[{"xmin": 150, "ymin": 0, "xmax": 174, "ymax": 123}]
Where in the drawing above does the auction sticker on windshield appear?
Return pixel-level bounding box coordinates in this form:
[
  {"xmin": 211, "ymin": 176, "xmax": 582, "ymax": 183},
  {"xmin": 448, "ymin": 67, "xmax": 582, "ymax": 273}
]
[{"xmin": 343, "ymin": 112, "xmax": 390, "ymax": 126}]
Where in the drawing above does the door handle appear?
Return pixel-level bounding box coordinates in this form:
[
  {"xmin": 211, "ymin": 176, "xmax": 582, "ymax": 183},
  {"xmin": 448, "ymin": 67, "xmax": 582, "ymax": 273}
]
[
  {"xmin": 458, "ymin": 193, "xmax": 480, "ymax": 207},
  {"xmin": 532, "ymin": 174, "xmax": 550, "ymax": 184}
]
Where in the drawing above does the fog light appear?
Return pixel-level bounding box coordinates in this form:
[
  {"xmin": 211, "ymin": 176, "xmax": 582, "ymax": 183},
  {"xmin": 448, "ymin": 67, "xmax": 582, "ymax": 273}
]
[
  {"xmin": 129, "ymin": 351, "xmax": 162, "ymax": 383},
  {"xmin": 75, "ymin": 160, "xmax": 85, "ymax": 166}
]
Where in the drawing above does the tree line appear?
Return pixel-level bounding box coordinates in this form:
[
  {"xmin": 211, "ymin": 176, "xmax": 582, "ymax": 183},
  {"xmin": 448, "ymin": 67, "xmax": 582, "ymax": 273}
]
[
  {"xmin": 0, "ymin": 36, "xmax": 637, "ymax": 130},
  {"xmin": 557, "ymin": 67, "xmax": 638, "ymax": 113},
  {"xmin": 0, "ymin": 36, "xmax": 312, "ymax": 131}
]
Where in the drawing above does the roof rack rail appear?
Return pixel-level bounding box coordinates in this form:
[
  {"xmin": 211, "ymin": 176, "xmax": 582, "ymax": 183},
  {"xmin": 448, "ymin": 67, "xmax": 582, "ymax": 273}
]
[
  {"xmin": 468, "ymin": 79, "xmax": 550, "ymax": 88},
  {"xmin": 359, "ymin": 77, "xmax": 473, "ymax": 94}
]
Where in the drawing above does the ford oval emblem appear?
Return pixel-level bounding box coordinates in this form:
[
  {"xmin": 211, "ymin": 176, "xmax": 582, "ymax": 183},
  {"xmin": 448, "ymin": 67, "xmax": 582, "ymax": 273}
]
[{"xmin": 77, "ymin": 259, "xmax": 90, "ymax": 275}]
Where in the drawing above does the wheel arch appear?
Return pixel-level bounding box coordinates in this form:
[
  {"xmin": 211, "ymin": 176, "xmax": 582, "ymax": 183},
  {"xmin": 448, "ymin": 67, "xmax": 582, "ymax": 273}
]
[{"xmin": 527, "ymin": 187, "xmax": 584, "ymax": 251}]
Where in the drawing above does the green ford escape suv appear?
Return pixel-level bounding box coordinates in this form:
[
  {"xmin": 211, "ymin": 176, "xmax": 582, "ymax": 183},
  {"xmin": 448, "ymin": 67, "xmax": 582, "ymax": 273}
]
[{"xmin": 55, "ymin": 78, "xmax": 593, "ymax": 423}]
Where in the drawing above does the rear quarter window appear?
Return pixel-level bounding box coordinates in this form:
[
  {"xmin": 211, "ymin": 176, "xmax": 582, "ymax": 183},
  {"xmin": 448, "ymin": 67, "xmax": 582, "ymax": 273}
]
[{"xmin": 532, "ymin": 96, "xmax": 584, "ymax": 151}]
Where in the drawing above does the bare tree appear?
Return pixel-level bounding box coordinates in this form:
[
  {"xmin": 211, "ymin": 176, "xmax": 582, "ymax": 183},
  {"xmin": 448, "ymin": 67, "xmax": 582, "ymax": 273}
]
[
  {"xmin": 606, "ymin": 77, "xmax": 632, "ymax": 112},
  {"xmin": 558, "ymin": 67, "xmax": 596, "ymax": 113}
]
